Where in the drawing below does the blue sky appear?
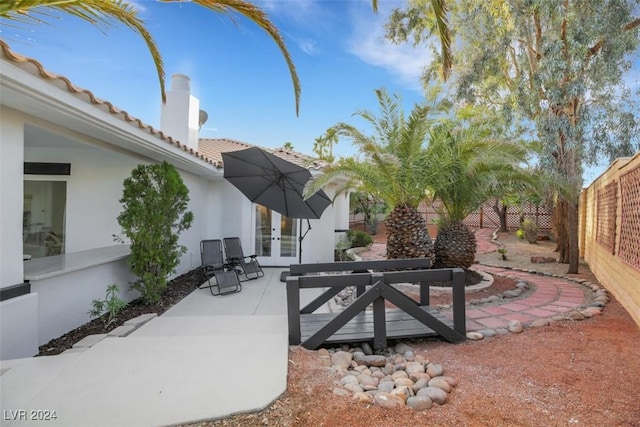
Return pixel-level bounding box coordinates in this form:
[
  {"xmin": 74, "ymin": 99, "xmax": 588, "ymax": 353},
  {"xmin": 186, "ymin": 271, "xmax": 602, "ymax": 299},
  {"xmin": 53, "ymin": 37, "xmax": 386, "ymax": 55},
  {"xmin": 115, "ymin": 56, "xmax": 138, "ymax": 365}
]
[
  {"xmin": 2, "ymin": 0, "xmax": 429, "ymax": 160},
  {"xmin": 2, "ymin": 0, "xmax": 638, "ymax": 184}
]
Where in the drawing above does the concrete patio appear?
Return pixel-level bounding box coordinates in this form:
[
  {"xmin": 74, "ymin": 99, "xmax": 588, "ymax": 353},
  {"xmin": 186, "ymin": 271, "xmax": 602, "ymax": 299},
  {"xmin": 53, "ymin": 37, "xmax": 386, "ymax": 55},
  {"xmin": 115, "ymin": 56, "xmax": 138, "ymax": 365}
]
[{"xmin": 1, "ymin": 268, "xmax": 326, "ymax": 427}]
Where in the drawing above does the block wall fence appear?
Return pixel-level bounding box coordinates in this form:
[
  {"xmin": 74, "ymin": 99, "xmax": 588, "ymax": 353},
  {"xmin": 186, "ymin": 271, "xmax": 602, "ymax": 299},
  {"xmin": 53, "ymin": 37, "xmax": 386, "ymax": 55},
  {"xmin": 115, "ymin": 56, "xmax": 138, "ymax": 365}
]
[{"xmin": 580, "ymin": 153, "xmax": 640, "ymax": 328}]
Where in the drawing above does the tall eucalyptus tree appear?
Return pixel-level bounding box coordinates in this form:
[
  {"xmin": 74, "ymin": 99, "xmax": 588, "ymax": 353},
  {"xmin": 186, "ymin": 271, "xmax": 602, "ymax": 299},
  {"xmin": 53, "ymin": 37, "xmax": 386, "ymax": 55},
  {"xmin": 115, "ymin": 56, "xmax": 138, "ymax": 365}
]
[{"xmin": 385, "ymin": 0, "xmax": 640, "ymax": 273}]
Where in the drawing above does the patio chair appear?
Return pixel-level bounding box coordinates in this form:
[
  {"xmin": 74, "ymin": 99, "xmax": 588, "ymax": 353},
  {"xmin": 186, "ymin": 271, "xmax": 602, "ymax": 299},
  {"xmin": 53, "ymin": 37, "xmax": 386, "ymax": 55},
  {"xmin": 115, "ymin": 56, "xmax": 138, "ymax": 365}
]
[
  {"xmin": 199, "ymin": 239, "xmax": 242, "ymax": 296},
  {"xmin": 223, "ymin": 237, "xmax": 264, "ymax": 281}
]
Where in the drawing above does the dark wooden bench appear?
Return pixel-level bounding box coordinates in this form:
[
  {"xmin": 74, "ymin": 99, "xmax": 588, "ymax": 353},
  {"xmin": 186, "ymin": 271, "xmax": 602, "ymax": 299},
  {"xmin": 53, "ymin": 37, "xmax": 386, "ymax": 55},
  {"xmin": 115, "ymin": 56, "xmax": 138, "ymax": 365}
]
[{"xmin": 286, "ymin": 260, "xmax": 466, "ymax": 350}]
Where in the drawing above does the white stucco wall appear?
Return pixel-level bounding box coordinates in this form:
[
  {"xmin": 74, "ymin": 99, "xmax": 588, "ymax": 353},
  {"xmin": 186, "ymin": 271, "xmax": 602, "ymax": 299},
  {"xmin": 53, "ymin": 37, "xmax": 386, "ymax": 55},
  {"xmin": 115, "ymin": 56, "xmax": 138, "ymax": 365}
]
[{"xmin": 0, "ymin": 107, "xmax": 26, "ymax": 289}]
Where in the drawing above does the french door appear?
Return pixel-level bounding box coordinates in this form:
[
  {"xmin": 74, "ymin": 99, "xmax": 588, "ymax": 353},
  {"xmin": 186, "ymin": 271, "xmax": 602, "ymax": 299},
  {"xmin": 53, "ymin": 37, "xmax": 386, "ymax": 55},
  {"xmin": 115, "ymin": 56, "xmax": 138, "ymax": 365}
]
[{"xmin": 254, "ymin": 205, "xmax": 298, "ymax": 266}]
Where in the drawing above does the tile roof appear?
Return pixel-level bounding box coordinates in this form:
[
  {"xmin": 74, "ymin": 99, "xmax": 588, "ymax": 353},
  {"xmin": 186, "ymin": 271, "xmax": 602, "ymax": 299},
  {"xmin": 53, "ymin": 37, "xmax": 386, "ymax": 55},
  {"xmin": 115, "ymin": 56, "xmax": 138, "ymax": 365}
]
[
  {"xmin": 199, "ymin": 138, "xmax": 327, "ymax": 170},
  {"xmin": 0, "ymin": 40, "xmax": 213, "ymax": 167},
  {"xmin": 1, "ymin": 40, "xmax": 326, "ymax": 171}
]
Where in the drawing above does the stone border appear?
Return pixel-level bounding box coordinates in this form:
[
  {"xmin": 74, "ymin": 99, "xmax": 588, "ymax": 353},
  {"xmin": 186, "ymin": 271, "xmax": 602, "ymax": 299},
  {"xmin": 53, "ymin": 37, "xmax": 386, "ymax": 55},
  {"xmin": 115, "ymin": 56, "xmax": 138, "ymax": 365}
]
[{"xmin": 61, "ymin": 313, "xmax": 158, "ymax": 355}]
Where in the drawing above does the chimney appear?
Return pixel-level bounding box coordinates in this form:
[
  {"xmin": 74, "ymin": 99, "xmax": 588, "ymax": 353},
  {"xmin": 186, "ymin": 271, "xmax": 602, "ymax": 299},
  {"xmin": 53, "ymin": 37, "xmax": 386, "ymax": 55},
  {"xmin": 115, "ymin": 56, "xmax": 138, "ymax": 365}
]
[{"xmin": 160, "ymin": 74, "xmax": 200, "ymax": 151}]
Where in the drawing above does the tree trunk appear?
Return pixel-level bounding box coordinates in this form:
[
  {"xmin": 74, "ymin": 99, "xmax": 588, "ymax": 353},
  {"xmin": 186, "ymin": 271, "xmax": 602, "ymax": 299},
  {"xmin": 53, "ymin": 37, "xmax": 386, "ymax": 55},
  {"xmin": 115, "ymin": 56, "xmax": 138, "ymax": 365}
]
[
  {"xmin": 492, "ymin": 199, "xmax": 508, "ymax": 232},
  {"xmin": 567, "ymin": 198, "xmax": 580, "ymax": 273}
]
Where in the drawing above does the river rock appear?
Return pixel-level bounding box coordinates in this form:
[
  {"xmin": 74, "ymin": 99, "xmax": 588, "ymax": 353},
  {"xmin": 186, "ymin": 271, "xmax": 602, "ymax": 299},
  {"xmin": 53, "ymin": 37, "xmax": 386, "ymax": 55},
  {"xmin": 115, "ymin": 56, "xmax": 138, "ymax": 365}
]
[
  {"xmin": 405, "ymin": 362, "xmax": 424, "ymax": 374},
  {"xmin": 417, "ymin": 386, "xmax": 448, "ymax": 405},
  {"xmin": 407, "ymin": 395, "xmax": 433, "ymax": 411},
  {"xmin": 408, "ymin": 372, "xmax": 431, "ymax": 382},
  {"xmin": 339, "ymin": 375, "xmax": 358, "ymax": 386},
  {"xmin": 333, "ymin": 388, "xmax": 350, "ymax": 397},
  {"xmin": 412, "ymin": 378, "xmax": 430, "ymax": 393},
  {"xmin": 428, "ymin": 377, "xmax": 452, "ymax": 393},
  {"xmin": 568, "ymin": 311, "xmax": 585, "ymax": 320},
  {"xmin": 582, "ymin": 306, "xmax": 602, "ymax": 316},
  {"xmin": 331, "ymin": 351, "xmax": 353, "ymax": 368},
  {"xmin": 358, "ymin": 374, "xmax": 379, "ymax": 388},
  {"xmin": 426, "ymin": 363, "xmax": 444, "ymax": 377},
  {"xmin": 394, "ymin": 377, "xmax": 415, "ymax": 388},
  {"xmin": 361, "ymin": 342, "xmax": 373, "ymax": 355},
  {"xmin": 373, "ymin": 392, "xmax": 405, "ymax": 409},
  {"xmin": 466, "ymin": 331, "xmax": 484, "ymax": 340},
  {"xmin": 440, "ymin": 376, "xmax": 458, "ymax": 387},
  {"xmin": 394, "ymin": 343, "xmax": 414, "ymax": 354},
  {"xmin": 392, "ymin": 370, "xmax": 409, "ymax": 380},
  {"xmin": 382, "ymin": 363, "xmax": 394, "ymax": 375},
  {"xmin": 343, "ymin": 383, "xmax": 364, "ymax": 394},
  {"xmin": 529, "ymin": 318, "xmax": 550, "ymax": 328},
  {"xmin": 352, "ymin": 391, "xmax": 374, "ymax": 403},
  {"xmin": 353, "ymin": 352, "xmax": 387, "ymax": 367},
  {"xmin": 391, "ymin": 386, "xmax": 413, "ymax": 402},
  {"xmin": 378, "ymin": 380, "xmax": 395, "ymax": 393},
  {"xmin": 508, "ymin": 320, "xmax": 524, "ymax": 333}
]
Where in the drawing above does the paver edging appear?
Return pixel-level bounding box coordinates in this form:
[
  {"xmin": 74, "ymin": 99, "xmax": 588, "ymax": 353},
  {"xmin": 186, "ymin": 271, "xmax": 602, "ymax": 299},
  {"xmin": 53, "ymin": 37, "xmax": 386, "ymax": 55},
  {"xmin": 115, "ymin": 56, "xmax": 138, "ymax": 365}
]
[{"xmin": 462, "ymin": 262, "xmax": 610, "ymax": 340}]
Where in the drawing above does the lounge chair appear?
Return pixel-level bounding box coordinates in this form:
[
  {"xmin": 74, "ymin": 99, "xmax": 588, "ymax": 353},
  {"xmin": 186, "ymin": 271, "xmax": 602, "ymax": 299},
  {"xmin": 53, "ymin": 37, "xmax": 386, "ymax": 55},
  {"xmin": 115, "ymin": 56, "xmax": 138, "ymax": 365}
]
[
  {"xmin": 199, "ymin": 239, "xmax": 242, "ymax": 296},
  {"xmin": 223, "ymin": 237, "xmax": 264, "ymax": 281}
]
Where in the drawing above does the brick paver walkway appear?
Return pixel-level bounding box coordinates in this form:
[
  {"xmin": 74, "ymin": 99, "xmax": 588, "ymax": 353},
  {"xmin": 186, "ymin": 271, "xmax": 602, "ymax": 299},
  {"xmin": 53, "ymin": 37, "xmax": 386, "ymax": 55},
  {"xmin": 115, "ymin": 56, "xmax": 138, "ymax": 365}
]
[
  {"xmin": 462, "ymin": 265, "xmax": 588, "ymax": 331},
  {"xmin": 357, "ymin": 228, "xmax": 594, "ymax": 332}
]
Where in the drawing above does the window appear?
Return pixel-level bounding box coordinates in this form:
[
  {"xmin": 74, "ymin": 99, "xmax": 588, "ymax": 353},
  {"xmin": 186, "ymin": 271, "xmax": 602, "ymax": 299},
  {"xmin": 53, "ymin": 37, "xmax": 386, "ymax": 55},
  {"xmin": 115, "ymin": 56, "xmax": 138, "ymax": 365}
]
[{"xmin": 23, "ymin": 180, "xmax": 67, "ymax": 258}]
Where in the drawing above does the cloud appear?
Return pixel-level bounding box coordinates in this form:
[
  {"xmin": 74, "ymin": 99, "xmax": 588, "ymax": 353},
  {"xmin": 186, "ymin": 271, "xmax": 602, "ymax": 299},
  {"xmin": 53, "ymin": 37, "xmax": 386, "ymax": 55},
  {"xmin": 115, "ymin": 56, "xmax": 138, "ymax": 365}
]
[
  {"xmin": 347, "ymin": 1, "xmax": 433, "ymax": 92},
  {"xmin": 258, "ymin": 0, "xmax": 320, "ymax": 24}
]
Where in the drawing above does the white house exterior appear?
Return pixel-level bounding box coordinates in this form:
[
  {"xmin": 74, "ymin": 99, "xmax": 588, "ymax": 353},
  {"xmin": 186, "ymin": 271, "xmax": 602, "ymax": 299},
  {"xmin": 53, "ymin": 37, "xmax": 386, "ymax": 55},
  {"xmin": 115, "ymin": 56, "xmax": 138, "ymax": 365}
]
[{"xmin": 0, "ymin": 41, "xmax": 349, "ymax": 360}]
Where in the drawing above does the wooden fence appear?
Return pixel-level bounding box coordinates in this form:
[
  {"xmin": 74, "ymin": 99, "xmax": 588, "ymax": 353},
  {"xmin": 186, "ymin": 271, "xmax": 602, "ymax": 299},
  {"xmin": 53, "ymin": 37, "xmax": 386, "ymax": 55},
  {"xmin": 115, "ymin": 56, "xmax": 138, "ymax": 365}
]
[{"xmin": 580, "ymin": 152, "xmax": 640, "ymax": 328}]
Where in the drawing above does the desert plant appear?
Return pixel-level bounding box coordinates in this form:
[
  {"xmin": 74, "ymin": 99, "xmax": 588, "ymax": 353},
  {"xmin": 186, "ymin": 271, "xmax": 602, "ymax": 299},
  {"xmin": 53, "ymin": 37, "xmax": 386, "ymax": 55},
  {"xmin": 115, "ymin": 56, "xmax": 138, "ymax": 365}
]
[
  {"xmin": 89, "ymin": 284, "xmax": 127, "ymax": 325},
  {"xmin": 116, "ymin": 162, "xmax": 193, "ymax": 304},
  {"xmin": 521, "ymin": 219, "xmax": 539, "ymax": 244},
  {"xmin": 433, "ymin": 220, "xmax": 477, "ymax": 268},
  {"xmin": 497, "ymin": 247, "xmax": 507, "ymax": 261},
  {"xmin": 346, "ymin": 230, "xmax": 373, "ymax": 248}
]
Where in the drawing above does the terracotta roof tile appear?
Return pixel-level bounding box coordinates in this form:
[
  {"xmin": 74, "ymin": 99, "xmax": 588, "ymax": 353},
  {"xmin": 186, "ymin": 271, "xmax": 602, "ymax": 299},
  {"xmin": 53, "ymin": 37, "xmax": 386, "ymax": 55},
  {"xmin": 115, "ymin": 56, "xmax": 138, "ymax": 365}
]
[
  {"xmin": 0, "ymin": 40, "xmax": 216, "ymax": 167},
  {"xmin": 198, "ymin": 138, "xmax": 327, "ymax": 170}
]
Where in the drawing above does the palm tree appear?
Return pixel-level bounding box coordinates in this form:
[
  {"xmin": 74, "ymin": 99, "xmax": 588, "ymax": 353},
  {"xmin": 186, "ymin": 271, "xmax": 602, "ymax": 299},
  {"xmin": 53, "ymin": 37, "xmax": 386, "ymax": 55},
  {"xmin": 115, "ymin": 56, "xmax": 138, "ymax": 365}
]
[
  {"xmin": 305, "ymin": 88, "xmax": 449, "ymax": 259},
  {"xmin": 1, "ymin": 0, "xmax": 301, "ymax": 114},
  {"xmin": 372, "ymin": 0, "xmax": 451, "ymax": 80},
  {"xmin": 425, "ymin": 107, "xmax": 530, "ymax": 268}
]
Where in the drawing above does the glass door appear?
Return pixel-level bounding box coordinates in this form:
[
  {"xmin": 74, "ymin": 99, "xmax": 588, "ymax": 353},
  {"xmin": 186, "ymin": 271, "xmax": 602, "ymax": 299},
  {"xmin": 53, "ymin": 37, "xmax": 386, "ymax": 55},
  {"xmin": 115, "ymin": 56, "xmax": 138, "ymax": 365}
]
[{"xmin": 254, "ymin": 205, "xmax": 298, "ymax": 266}]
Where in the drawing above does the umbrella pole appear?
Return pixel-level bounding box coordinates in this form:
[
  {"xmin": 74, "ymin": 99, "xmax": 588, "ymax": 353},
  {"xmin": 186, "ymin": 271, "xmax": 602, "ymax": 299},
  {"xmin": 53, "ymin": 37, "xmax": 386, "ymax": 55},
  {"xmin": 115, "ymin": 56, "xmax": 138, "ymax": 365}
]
[{"xmin": 298, "ymin": 218, "xmax": 311, "ymax": 264}]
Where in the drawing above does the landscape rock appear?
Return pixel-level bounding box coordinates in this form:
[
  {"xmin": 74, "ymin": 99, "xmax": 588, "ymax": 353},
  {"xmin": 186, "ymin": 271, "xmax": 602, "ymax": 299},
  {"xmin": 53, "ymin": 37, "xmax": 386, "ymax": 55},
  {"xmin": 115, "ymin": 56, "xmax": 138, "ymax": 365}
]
[
  {"xmin": 331, "ymin": 351, "xmax": 353, "ymax": 369},
  {"xmin": 426, "ymin": 363, "xmax": 444, "ymax": 377},
  {"xmin": 529, "ymin": 318, "xmax": 550, "ymax": 328},
  {"xmin": 417, "ymin": 386, "xmax": 448, "ymax": 405},
  {"xmin": 394, "ymin": 343, "xmax": 414, "ymax": 354},
  {"xmin": 407, "ymin": 395, "xmax": 433, "ymax": 411},
  {"xmin": 373, "ymin": 392, "xmax": 405, "ymax": 409},
  {"xmin": 352, "ymin": 392, "xmax": 374, "ymax": 403},
  {"xmin": 508, "ymin": 320, "xmax": 524, "ymax": 333},
  {"xmin": 466, "ymin": 331, "xmax": 484, "ymax": 340},
  {"xmin": 428, "ymin": 377, "xmax": 452, "ymax": 393},
  {"xmin": 353, "ymin": 352, "xmax": 387, "ymax": 367},
  {"xmin": 361, "ymin": 342, "xmax": 373, "ymax": 355}
]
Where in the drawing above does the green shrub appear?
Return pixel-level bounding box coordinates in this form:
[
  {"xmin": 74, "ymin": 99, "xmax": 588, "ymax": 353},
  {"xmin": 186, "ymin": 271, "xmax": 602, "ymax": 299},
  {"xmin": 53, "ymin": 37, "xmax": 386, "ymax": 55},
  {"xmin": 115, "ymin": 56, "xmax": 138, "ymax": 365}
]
[
  {"xmin": 516, "ymin": 229, "xmax": 525, "ymax": 239},
  {"xmin": 346, "ymin": 230, "xmax": 373, "ymax": 248},
  {"xmin": 115, "ymin": 162, "xmax": 193, "ymax": 304}
]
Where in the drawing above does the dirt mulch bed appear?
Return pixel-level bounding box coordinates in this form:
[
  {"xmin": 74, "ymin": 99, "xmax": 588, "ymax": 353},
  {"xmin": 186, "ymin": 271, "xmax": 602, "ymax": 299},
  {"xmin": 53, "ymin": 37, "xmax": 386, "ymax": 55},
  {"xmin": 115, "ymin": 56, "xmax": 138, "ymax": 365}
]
[{"xmin": 37, "ymin": 269, "xmax": 205, "ymax": 356}]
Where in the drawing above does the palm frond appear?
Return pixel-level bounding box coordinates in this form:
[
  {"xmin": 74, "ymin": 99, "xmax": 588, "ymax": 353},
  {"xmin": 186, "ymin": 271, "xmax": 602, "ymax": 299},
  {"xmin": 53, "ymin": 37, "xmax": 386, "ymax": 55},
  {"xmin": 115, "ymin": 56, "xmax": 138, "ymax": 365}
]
[
  {"xmin": 188, "ymin": 0, "xmax": 301, "ymax": 116},
  {"xmin": 2, "ymin": 0, "xmax": 166, "ymax": 102}
]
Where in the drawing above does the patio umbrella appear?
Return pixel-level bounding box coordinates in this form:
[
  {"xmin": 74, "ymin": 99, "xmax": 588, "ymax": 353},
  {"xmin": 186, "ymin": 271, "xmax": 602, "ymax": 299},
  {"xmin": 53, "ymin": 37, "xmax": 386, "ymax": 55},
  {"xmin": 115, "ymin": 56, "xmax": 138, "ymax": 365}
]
[
  {"xmin": 222, "ymin": 147, "xmax": 332, "ymax": 265},
  {"xmin": 222, "ymin": 147, "xmax": 331, "ymax": 219}
]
